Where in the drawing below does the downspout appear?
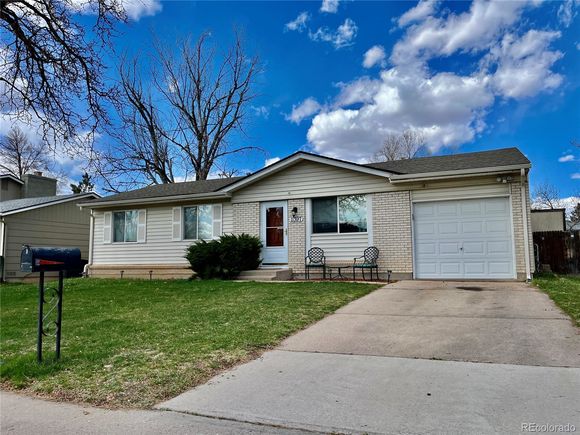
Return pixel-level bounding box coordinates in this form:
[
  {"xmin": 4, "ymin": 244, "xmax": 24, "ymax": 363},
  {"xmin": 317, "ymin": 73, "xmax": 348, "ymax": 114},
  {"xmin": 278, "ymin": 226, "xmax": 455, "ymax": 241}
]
[
  {"xmin": 520, "ymin": 168, "xmax": 532, "ymax": 281},
  {"xmin": 84, "ymin": 210, "xmax": 95, "ymax": 278},
  {"xmin": 0, "ymin": 217, "xmax": 5, "ymax": 282}
]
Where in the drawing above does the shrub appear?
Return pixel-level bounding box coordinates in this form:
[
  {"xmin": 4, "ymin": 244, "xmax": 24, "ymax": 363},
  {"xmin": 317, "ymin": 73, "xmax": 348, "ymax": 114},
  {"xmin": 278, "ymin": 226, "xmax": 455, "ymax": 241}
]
[{"xmin": 186, "ymin": 233, "xmax": 262, "ymax": 279}]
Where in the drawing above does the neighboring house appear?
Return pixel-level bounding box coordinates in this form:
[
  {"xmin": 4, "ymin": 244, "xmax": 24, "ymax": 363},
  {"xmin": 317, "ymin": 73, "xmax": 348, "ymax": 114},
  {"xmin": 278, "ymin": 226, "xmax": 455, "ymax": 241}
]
[
  {"xmin": 531, "ymin": 209, "xmax": 566, "ymax": 232},
  {"xmin": 0, "ymin": 172, "xmax": 99, "ymax": 281},
  {"xmin": 0, "ymin": 172, "xmax": 59, "ymax": 201},
  {"xmin": 80, "ymin": 147, "xmax": 535, "ymax": 281}
]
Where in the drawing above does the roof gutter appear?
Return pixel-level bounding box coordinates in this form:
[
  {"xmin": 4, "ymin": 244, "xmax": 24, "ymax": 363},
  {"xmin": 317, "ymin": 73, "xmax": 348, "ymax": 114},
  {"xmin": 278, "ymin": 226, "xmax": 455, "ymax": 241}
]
[
  {"xmin": 388, "ymin": 164, "xmax": 531, "ymax": 184},
  {"xmin": 80, "ymin": 191, "xmax": 231, "ymax": 209}
]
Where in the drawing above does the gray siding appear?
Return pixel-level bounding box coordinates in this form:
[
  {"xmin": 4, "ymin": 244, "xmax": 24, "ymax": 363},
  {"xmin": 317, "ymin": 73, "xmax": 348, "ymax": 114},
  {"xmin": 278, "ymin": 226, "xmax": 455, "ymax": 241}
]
[{"xmin": 2, "ymin": 201, "xmax": 91, "ymax": 280}]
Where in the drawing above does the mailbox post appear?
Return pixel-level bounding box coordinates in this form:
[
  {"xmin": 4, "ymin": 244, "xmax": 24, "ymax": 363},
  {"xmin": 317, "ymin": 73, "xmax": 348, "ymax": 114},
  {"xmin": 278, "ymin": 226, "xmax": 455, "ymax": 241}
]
[{"xmin": 21, "ymin": 246, "xmax": 81, "ymax": 362}]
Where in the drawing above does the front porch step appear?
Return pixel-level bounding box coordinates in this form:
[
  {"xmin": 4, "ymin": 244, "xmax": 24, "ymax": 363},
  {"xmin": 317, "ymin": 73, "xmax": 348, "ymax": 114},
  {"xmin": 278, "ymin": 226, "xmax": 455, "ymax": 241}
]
[{"xmin": 237, "ymin": 268, "xmax": 293, "ymax": 281}]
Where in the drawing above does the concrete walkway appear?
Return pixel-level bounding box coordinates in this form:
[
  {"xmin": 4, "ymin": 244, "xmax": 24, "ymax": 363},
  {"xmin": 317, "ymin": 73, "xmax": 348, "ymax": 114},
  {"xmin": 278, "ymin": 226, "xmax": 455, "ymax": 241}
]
[{"xmin": 0, "ymin": 391, "xmax": 311, "ymax": 435}]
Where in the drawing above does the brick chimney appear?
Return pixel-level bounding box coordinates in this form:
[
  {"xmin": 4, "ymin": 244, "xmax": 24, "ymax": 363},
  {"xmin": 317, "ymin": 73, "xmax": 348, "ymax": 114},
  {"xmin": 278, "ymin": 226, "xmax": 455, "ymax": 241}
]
[{"xmin": 21, "ymin": 173, "xmax": 57, "ymax": 198}]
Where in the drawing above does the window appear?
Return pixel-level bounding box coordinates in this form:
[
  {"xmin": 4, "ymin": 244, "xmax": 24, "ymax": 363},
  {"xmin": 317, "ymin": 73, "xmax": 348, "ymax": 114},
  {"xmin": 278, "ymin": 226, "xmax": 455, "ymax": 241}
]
[
  {"xmin": 183, "ymin": 205, "xmax": 214, "ymax": 240},
  {"xmin": 312, "ymin": 195, "xmax": 367, "ymax": 234},
  {"xmin": 113, "ymin": 210, "xmax": 138, "ymax": 242}
]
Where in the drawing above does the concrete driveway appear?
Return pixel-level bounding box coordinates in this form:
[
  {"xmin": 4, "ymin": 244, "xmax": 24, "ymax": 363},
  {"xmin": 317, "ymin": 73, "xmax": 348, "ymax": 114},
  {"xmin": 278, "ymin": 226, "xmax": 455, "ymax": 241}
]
[
  {"xmin": 280, "ymin": 280, "xmax": 580, "ymax": 367},
  {"xmin": 159, "ymin": 281, "xmax": 580, "ymax": 434}
]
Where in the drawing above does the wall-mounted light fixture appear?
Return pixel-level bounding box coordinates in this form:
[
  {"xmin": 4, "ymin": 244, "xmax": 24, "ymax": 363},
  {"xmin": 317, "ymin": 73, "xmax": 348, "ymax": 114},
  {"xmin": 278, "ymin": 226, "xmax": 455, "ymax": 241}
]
[
  {"xmin": 291, "ymin": 206, "xmax": 298, "ymax": 218},
  {"xmin": 496, "ymin": 176, "xmax": 513, "ymax": 184}
]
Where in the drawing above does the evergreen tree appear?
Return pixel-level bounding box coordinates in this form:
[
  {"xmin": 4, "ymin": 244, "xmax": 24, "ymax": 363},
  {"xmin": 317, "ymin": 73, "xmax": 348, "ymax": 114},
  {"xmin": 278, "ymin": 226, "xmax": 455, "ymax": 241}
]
[{"xmin": 70, "ymin": 172, "xmax": 95, "ymax": 194}]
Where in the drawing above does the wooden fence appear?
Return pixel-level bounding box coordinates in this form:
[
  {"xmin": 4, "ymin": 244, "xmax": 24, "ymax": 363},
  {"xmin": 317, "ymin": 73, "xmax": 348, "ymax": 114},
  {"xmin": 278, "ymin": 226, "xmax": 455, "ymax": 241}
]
[{"xmin": 533, "ymin": 231, "xmax": 580, "ymax": 274}]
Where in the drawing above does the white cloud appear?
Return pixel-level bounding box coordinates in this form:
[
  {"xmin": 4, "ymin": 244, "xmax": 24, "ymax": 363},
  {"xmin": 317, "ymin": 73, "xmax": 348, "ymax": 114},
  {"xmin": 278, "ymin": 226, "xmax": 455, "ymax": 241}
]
[
  {"xmin": 309, "ymin": 18, "xmax": 358, "ymax": 49},
  {"xmin": 391, "ymin": 0, "xmax": 532, "ymax": 66},
  {"xmin": 485, "ymin": 30, "xmax": 563, "ymax": 99},
  {"xmin": 362, "ymin": 45, "xmax": 386, "ymax": 68},
  {"xmin": 286, "ymin": 98, "xmax": 322, "ymax": 124},
  {"xmin": 559, "ymin": 154, "xmax": 576, "ymax": 162},
  {"xmin": 121, "ymin": 0, "xmax": 162, "ymax": 20},
  {"xmin": 69, "ymin": 0, "xmax": 162, "ymax": 20},
  {"xmin": 285, "ymin": 12, "xmax": 310, "ymax": 32},
  {"xmin": 265, "ymin": 157, "xmax": 281, "ymax": 167},
  {"xmin": 320, "ymin": 0, "xmax": 339, "ymax": 14},
  {"xmin": 300, "ymin": 0, "xmax": 565, "ymax": 161},
  {"xmin": 557, "ymin": 0, "xmax": 577, "ymax": 28},
  {"xmin": 252, "ymin": 105, "xmax": 270, "ymax": 119},
  {"xmin": 572, "ymin": 173, "xmax": 580, "ymax": 179},
  {"xmin": 398, "ymin": 0, "xmax": 438, "ymax": 27}
]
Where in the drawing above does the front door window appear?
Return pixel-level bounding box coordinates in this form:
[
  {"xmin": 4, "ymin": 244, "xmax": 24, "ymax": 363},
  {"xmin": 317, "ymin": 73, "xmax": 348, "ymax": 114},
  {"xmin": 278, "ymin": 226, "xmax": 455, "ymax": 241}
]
[{"xmin": 266, "ymin": 207, "xmax": 284, "ymax": 247}]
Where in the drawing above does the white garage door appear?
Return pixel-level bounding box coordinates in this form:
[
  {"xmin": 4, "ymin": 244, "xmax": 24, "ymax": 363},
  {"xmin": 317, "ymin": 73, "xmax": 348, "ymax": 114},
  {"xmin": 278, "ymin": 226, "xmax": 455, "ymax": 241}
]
[{"xmin": 413, "ymin": 197, "xmax": 515, "ymax": 279}]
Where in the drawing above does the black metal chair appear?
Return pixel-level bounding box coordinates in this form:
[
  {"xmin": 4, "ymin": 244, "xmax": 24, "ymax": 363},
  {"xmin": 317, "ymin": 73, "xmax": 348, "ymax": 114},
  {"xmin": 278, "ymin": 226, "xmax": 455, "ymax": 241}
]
[
  {"xmin": 305, "ymin": 247, "xmax": 326, "ymax": 280},
  {"xmin": 353, "ymin": 246, "xmax": 380, "ymax": 281}
]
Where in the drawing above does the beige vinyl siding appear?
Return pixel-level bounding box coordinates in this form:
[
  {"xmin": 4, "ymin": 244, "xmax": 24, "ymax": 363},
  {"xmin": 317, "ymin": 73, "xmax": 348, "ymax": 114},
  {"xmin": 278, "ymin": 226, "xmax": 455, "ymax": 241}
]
[
  {"xmin": 2, "ymin": 201, "xmax": 91, "ymax": 280},
  {"xmin": 231, "ymin": 160, "xmax": 393, "ymax": 203},
  {"xmin": 91, "ymin": 202, "xmax": 232, "ymax": 265},
  {"xmin": 411, "ymin": 184, "xmax": 510, "ymax": 202},
  {"xmin": 310, "ymin": 233, "xmax": 369, "ymax": 261}
]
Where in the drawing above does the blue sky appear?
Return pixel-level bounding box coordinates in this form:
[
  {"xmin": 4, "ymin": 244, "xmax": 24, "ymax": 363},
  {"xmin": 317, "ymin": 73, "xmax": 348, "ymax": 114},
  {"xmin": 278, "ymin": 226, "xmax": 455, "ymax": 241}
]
[{"xmin": 4, "ymin": 0, "xmax": 580, "ymax": 197}]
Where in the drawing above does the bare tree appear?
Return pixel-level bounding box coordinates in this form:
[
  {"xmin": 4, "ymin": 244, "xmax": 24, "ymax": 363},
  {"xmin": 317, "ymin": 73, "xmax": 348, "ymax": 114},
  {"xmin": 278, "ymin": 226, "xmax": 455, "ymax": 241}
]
[
  {"xmin": 156, "ymin": 32, "xmax": 260, "ymax": 180},
  {"xmin": 533, "ymin": 182, "xmax": 563, "ymax": 209},
  {"xmin": 0, "ymin": 0, "xmax": 125, "ymax": 151},
  {"xmin": 373, "ymin": 129, "xmax": 426, "ymax": 162},
  {"xmin": 98, "ymin": 32, "xmax": 260, "ymax": 190},
  {"xmin": 97, "ymin": 57, "xmax": 178, "ymax": 192},
  {"xmin": 0, "ymin": 127, "xmax": 49, "ymax": 178}
]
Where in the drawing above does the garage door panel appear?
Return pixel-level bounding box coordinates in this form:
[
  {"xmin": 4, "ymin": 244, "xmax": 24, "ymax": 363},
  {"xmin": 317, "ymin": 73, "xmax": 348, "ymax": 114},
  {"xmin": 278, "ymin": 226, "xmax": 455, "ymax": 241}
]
[
  {"xmin": 437, "ymin": 203, "xmax": 459, "ymax": 216},
  {"xmin": 460, "ymin": 201, "xmax": 482, "ymax": 215},
  {"xmin": 462, "ymin": 221, "xmax": 483, "ymax": 234},
  {"xmin": 439, "ymin": 242, "xmax": 461, "ymax": 255},
  {"xmin": 417, "ymin": 242, "xmax": 436, "ymax": 255},
  {"xmin": 438, "ymin": 222, "xmax": 459, "ymax": 234},
  {"xmin": 488, "ymin": 240, "xmax": 510, "ymax": 254},
  {"xmin": 413, "ymin": 197, "xmax": 514, "ymax": 279},
  {"xmin": 416, "ymin": 222, "xmax": 436, "ymax": 236},
  {"xmin": 486, "ymin": 219, "xmax": 509, "ymax": 234},
  {"xmin": 440, "ymin": 263, "xmax": 461, "ymax": 275},
  {"xmin": 464, "ymin": 262, "xmax": 485, "ymax": 275},
  {"xmin": 463, "ymin": 241, "xmax": 485, "ymax": 255},
  {"xmin": 489, "ymin": 262, "xmax": 512, "ymax": 274}
]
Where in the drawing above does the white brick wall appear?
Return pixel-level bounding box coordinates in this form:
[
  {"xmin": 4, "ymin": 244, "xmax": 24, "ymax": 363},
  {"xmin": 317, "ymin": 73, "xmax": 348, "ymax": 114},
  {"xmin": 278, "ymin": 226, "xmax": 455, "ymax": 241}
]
[
  {"xmin": 511, "ymin": 181, "xmax": 535, "ymax": 277},
  {"xmin": 233, "ymin": 202, "xmax": 260, "ymax": 237},
  {"xmin": 288, "ymin": 199, "xmax": 306, "ymax": 275},
  {"xmin": 372, "ymin": 191, "xmax": 413, "ymax": 278}
]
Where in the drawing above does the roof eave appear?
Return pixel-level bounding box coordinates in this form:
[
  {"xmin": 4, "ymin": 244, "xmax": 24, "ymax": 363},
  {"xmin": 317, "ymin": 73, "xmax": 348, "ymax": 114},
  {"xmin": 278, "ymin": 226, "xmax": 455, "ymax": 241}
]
[
  {"xmin": 220, "ymin": 152, "xmax": 392, "ymax": 193},
  {"xmin": 0, "ymin": 193, "xmax": 100, "ymax": 216},
  {"xmin": 388, "ymin": 164, "xmax": 531, "ymax": 183},
  {"xmin": 79, "ymin": 191, "xmax": 231, "ymax": 209}
]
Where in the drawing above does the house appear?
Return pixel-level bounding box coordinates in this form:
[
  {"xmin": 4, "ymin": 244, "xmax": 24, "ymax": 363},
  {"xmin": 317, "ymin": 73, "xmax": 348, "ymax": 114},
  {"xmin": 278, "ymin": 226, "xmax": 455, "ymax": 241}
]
[
  {"xmin": 80, "ymin": 147, "xmax": 534, "ymax": 281},
  {"xmin": 531, "ymin": 209, "xmax": 566, "ymax": 232},
  {"xmin": 0, "ymin": 172, "xmax": 59, "ymax": 201},
  {"xmin": 0, "ymin": 173, "xmax": 99, "ymax": 281}
]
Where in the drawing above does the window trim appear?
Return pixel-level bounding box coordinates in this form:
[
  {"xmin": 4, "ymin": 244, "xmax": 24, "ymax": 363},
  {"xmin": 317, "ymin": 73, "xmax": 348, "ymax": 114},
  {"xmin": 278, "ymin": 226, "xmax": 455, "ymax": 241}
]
[
  {"xmin": 112, "ymin": 209, "xmax": 139, "ymax": 244},
  {"xmin": 182, "ymin": 204, "xmax": 217, "ymax": 241},
  {"xmin": 312, "ymin": 194, "xmax": 368, "ymax": 235}
]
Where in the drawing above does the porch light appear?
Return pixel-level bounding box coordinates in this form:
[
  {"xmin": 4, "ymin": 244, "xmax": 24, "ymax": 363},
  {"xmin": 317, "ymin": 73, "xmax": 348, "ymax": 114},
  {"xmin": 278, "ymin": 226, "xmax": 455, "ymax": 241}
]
[{"xmin": 292, "ymin": 206, "xmax": 298, "ymax": 218}]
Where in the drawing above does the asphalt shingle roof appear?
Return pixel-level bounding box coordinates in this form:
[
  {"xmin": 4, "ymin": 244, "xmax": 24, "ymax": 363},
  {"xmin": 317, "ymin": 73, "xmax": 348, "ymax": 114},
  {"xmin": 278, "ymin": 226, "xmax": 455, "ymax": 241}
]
[
  {"xmin": 0, "ymin": 194, "xmax": 90, "ymax": 214},
  {"xmin": 83, "ymin": 147, "xmax": 530, "ymax": 205},
  {"xmin": 364, "ymin": 147, "xmax": 530, "ymax": 175},
  {"xmin": 88, "ymin": 177, "xmax": 244, "ymax": 204}
]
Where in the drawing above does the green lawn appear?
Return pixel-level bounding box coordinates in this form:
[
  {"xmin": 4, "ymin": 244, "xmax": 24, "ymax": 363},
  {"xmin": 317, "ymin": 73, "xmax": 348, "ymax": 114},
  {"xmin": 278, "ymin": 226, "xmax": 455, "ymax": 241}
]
[
  {"xmin": 0, "ymin": 278, "xmax": 378, "ymax": 408},
  {"xmin": 533, "ymin": 274, "xmax": 580, "ymax": 325}
]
